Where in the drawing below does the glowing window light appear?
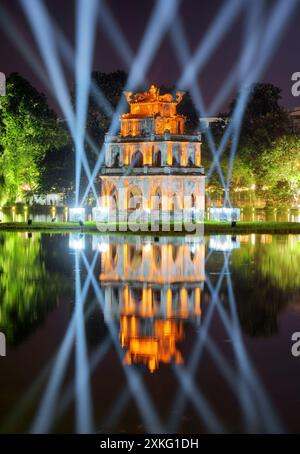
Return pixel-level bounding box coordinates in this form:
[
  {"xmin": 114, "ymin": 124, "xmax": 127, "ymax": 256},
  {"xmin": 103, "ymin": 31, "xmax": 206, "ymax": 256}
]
[{"xmin": 69, "ymin": 207, "xmax": 85, "ymax": 222}]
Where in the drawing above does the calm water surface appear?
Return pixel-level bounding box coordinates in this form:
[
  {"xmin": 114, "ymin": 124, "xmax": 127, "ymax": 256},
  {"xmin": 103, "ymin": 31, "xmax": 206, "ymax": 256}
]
[{"xmin": 0, "ymin": 231, "xmax": 300, "ymax": 433}]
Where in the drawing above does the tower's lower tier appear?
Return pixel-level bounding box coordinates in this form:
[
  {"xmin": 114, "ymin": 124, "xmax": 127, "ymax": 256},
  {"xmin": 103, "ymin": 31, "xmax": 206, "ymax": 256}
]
[{"xmin": 97, "ymin": 174, "xmax": 205, "ymax": 222}]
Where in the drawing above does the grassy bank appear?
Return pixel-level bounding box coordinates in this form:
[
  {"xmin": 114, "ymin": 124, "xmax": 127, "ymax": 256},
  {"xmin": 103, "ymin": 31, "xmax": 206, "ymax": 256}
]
[{"xmin": 1, "ymin": 221, "xmax": 300, "ymax": 235}]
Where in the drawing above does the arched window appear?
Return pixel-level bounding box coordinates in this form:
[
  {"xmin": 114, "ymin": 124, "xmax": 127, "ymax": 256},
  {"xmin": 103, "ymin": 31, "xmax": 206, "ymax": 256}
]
[
  {"xmin": 172, "ymin": 245, "xmax": 179, "ymax": 262},
  {"xmin": 152, "ymin": 187, "xmax": 162, "ymax": 210},
  {"xmin": 153, "ymin": 149, "xmax": 161, "ymax": 167},
  {"xmin": 188, "ymin": 155, "xmax": 194, "ymax": 167},
  {"xmin": 127, "ymin": 185, "xmax": 143, "ymax": 210},
  {"xmin": 131, "ymin": 287, "xmax": 143, "ymax": 302},
  {"xmin": 191, "ymin": 193, "xmax": 196, "ymax": 208},
  {"xmin": 132, "ymin": 150, "xmax": 143, "ymax": 167},
  {"xmin": 112, "ymin": 153, "xmax": 120, "ymax": 167},
  {"xmin": 153, "ymin": 289, "xmax": 161, "ymax": 303},
  {"xmin": 172, "ymin": 154, "xmax": 180, "ymax": 167},
  {"xmin": 108, "ymin": 185, "xmax": 118, "ymax": 209},
  {"xmin": 128, "ymin": 247, "xmax": 143, "ymax": 269},
  {"xmin": 153, "ymin": 246, "xmax": 161, "ymax": 268},
  {"xmin": 110, "ymin": 244, "xmax": 118, "ymax": 268},
  {"xmin": 170, "ymin": 193, "xmax": 180, "ymax": 211}
]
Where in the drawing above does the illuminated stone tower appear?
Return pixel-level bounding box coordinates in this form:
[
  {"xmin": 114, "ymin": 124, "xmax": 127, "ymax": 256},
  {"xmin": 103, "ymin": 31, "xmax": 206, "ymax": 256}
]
[{"xmin": 99, "ymin": 85, "xmax": 205, "ymax": 221}]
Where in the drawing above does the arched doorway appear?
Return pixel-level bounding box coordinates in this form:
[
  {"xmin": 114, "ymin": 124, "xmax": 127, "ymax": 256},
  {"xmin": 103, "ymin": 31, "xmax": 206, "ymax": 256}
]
[
  {"xmin": 127, "ymin": 185, "xmax": 143, "ymax": 210},
  {"xmin": 191, "ymin": 193, "xmax": 196, "ymax": 208},
  {"xmin": 112, "ymin": 153, "xmax": 120, "ymax": 167},
  {"xmin": 153, "ymin": 150, "xmax": 161, "ymax": 167},
  {"xmin": 187, "ymin": 155, "xmax": 194, "ymax": 167},
  {"xmin": 132, "ymin": 150, "xmax": 143, "ymax": 167},
  {"xmin": 170, "ymin": 193, "xmax": 180, "ymax": 211},
  {"xmin": 172, "ymin": 154, "xmax": 180, "ymax": 167},
  {"xmin": 108, "ymin": 185, "xmax": 118, "ymax": 210},
  {"xmin": 152, "ymin": 187, "xmax": 162, "ymax": 211}
]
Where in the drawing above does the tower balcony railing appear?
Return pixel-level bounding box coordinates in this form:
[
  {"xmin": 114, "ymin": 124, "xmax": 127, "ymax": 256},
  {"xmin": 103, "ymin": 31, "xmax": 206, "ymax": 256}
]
[
  {"xmin": 104, "ymin": 132, "xmax": 202, "ymax": 143},
  {"xmin": 100, "ymin": 166, "xmax": 205, "ymax": 176}
]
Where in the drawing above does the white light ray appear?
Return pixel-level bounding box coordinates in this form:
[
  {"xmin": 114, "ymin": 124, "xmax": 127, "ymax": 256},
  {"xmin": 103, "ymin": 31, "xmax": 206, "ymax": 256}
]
[
  {"xmin": 75, "ymin": 0, "xmax": 99, "ymax": 204},
  {"xmin": 30, "ymin": 250, "xmax": 99, "ymax": 433},
  {"xmin": 81, "ymin": 252, "xmax": 166, "ymax": 433}
]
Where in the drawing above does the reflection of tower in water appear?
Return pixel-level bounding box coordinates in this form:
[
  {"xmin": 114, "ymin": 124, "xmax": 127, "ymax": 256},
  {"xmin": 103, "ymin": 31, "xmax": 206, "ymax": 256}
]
[{"xmin": 96, "ymin": 236, "xmax": 205, "ymax": 372}]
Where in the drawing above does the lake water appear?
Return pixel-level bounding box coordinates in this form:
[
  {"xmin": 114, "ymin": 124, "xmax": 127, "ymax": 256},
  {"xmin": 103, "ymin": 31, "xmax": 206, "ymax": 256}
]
[{"xmin": 0, "ymin": 231, "xmax": 300, "ymax": 434}]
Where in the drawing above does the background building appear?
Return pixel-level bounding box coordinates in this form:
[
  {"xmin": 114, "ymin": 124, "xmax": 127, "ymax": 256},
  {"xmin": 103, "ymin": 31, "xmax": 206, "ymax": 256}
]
[{"xmin": 289, "ymin": 107, "xmax": 300, "ymax": 133}]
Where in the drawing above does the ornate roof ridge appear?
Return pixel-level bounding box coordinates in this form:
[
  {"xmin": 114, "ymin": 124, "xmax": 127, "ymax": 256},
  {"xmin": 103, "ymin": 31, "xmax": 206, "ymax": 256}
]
[{"xmin": 124, "ymin": 85, "xmax": 185, "ymax": 105}]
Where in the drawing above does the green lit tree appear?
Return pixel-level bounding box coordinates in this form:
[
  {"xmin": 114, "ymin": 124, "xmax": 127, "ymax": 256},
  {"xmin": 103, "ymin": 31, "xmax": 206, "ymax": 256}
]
[
  {"xmin": 228, "ymin": 236, "xmax": 300, "ymax": 337},
  {"xmin": 230, "ymin": 82, "xmax": 291, "ymax": 155},
  {"xmin": 0, "ymin": 232, "xmax": 69, "ymax": 344},
  {"xmin": 0, "ymin": 73, "xmax": 69, "ymax": 204},
  {"xmin": 257, "ymin": 135, "xmax": 300, "ymax": 206}
]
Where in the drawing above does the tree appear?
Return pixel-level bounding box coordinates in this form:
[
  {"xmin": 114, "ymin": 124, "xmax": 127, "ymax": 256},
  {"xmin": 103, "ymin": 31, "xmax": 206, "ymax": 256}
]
[
  {"xmin": 159, "ymin": 84, "xmax": 199, "ymax": 133},
  {"xmin": 0, "ymin": 73, "xmax": 69, "ymax": 204},
  {"xmin": 176, "ymin": 90, "xmax": 199, "ymax": 133},
  {"xmin": 230, "ymin": 82, "xmax": 290, "ymax": 154},
  {"xmin": 205, "ymin": 83, "xmax": 293, "ymax": 206},
  {"xmin": 0, "ymin": 232, "xmax": 69, "ymax": 343},
  {"xmin": 85, "ymin": 70, "xmax": 128, "ymax": 166},
  {"xmin": 39, "ymin": 142, "xmax": 75, "ymax": 201},
  {"xmin": 257, "ymin": 135, "xmax": 300, "ymax": 206}
]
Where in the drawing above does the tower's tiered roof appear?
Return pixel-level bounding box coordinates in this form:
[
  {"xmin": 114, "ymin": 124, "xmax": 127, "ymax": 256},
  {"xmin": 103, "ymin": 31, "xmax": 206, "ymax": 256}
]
[{"xmin": 120, "ymin": 85, "xmax": 185, "ymax": 136}]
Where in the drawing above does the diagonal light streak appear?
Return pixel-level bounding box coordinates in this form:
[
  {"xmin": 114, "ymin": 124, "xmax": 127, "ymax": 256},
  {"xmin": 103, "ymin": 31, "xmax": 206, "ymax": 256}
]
[
  {"xmin": 30, "ymin": 249, "xmax": 99, "ymax": 433},
  {"xmin": 19, "ymin": 0, "xmax": 99, "ymax": 202},
  {"xmin": 0, "ymin": 5, "xmax": 49, "ymax": 88},
  {"xmin": 81, "ymin": 251, "xmax": 166, "ymax": 433},
  {"xmin": 170, "ymin": 16, "xmax": 228, "ymax": 197},
  {"xmin": 54, "ymin": 22, "xmax": 113, "ymax": 118},
  {"xmin": 74, "ymin": 0, "xmax": 99, "ymax": 205},
  {"xmin": 205, "ymin": 250, "xmax": 283, "ymax": 432},
  {"xmin": 172, "ymin": 363, "xmax": 224, "ymax": 433},
  {"xmin": 98, "ymin": 0, "xmax": 134, "ymax": 68},
  {"xmin": 224, "ymin": 0, "xmax": 297, "ymax": 205},
  {"xmin": 178, "ymin": 0, "xmax": 247, "ymax": 88},
  {"xmin": 74, "ymin": 250, "xmax": 94, "ymax": 433},
  {"xmin": 56, "ymin": 334, "xmax": 111, "ymax": 425},
  {"xmin": 168, "ymin": 255, "xmax": 228, "ymax": 432},
  {"xmin": 170, "ymin": 240, "xmax": 281, "ymax": 433}
]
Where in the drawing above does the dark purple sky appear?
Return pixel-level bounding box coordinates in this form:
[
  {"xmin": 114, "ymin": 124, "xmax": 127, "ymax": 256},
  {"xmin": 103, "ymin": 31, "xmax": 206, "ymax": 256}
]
[{"xmin": 0, "ymin": 0, "xmax": 300, "ymax": 116}]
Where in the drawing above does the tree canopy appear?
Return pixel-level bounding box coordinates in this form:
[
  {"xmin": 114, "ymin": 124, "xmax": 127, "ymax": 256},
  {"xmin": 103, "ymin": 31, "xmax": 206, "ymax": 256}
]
[
  {"xmin": 0, "ymin": 73, "xmax": 69, "ymax": 204},
  {"xmin": 206, "ymin": 82, "xmax": 298, "ymax": 206}
]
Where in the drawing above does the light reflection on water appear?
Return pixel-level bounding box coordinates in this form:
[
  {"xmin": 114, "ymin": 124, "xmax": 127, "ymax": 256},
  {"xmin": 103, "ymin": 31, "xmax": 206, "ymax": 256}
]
[{"xmin": 0, "ymin": 231, "xmax": 300, "ymax": 433}]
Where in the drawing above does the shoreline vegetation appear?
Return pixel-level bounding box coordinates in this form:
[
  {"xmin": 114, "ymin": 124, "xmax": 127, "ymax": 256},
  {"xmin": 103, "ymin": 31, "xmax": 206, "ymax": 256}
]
[{"xmin": 0, "ymin": 221, "xmax": 300, "ymax": 235}]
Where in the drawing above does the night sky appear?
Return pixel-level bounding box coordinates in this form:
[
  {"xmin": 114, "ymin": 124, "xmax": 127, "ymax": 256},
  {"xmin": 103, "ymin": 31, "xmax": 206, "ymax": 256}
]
[{"xmin": 0, "ymin": 0, "xmax": 300, "ymax": 116}]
